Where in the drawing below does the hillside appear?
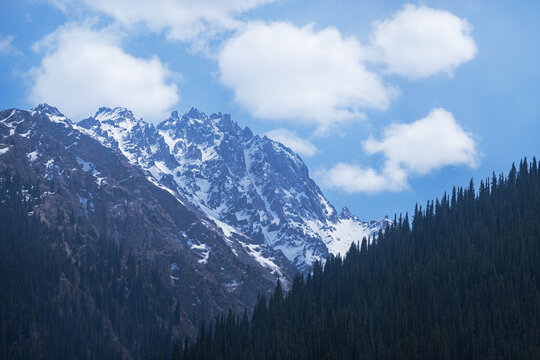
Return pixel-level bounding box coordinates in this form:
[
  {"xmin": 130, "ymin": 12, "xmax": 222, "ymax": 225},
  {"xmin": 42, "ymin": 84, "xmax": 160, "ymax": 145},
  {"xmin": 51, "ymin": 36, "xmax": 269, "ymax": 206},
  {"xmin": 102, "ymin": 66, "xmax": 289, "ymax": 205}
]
[
  {"xmin": 0, "ymin": 104, "xmax": 388, "ymax": 359},
  {"xmin": 0, "ymin": 106, "xmax": 284, "ymax": 359},
  {"xmin": 181, "ymin": 158, "xmax": 540, "ymax": 360}
]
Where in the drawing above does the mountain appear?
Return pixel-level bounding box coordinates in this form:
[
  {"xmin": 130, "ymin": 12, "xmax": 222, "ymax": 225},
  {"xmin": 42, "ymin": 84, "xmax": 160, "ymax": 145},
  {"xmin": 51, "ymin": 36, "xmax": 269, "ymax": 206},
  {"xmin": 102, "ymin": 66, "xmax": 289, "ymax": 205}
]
[
  {"xmin": 0, "ymin": 103, "xmax": 389, "ymax": 357},
  {"xmin": 0, "ymin": 105, "xmax": 291, "ymax": 358},
  {"xmin": 79, "ymin": 106, "xmax": 390, "ymax": 271},
  {"xmin": 180, "ymin": 158, "xmax": 540, "ymax": 360}
]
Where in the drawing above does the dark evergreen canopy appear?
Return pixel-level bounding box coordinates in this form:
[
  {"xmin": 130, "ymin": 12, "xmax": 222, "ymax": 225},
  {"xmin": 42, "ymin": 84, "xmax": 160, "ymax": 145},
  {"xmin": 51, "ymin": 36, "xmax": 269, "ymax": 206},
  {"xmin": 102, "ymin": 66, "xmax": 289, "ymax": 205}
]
[
  {"xmin": 2, "ymin": 158, "xmax": 540, "ymax": 359},
  {"xmin": 0, "ymin": 171, "xmax": 176, "ymax": 359},
  {"xmin": 178, "ymin": 158, "xmax": 540, "ymax": 360}
]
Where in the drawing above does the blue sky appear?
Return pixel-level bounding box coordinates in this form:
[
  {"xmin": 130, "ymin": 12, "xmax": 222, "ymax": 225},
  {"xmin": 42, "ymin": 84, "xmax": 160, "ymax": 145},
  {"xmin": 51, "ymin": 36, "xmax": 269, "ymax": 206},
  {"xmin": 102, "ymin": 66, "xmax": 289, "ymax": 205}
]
[{"xmin": 1, "ymin": 0, "xmax": 539, "ymax": 220}]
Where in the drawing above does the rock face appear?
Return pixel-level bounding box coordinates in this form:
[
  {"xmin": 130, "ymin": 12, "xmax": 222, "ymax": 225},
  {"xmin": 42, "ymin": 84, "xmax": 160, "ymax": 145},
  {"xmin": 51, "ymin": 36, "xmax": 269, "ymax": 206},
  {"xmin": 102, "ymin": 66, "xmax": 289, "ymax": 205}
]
[
  {"xmin": 0, "ymin": 105, "xmax": 289, "ymax": 340},
  {"xmin": 79, "ymin": 106, "xmax": 391, "ymax": 271},
  {"xmin": 0, "ymin": 102, "xmax": 391, "ymax": 291},
  {"xmin": 0, "ymin": 103, "xmax": 390, "ymax": 284},
  {"xmin": 0, "ymin": 104, "xmax": 391, "ymax": 358}
]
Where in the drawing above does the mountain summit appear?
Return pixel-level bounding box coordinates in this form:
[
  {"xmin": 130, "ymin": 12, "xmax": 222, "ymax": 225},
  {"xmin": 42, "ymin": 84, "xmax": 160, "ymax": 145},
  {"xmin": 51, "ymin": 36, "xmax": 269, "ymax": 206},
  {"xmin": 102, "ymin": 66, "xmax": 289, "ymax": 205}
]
[
  {"xmin": 0, "ymin": 104, "xmax": 390, "ymax": 356},
  {"xmin": 80, "ymin": 106, "xmax": 389, "ymax": 271}
]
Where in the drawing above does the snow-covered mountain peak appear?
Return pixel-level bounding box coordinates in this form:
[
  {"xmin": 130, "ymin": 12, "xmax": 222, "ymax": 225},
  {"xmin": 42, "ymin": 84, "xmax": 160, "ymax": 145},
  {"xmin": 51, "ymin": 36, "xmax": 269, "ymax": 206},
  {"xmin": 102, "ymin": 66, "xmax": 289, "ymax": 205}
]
[
  {"xmin": 93, "ymin": 107, "xmax": 148, "ymax": 129},
  {"xmin": 161, "ymin": 108, "xmax": 241, "ymax": 135},
  {"xmin": 79, "ymin": 107, "xmax": 178, "ymax": 172},
  {"xmin": 367, "ymin": 216, "xmax": 393, "ymax": 232},
  {"xmin": 32, "ymin": 103, "xmax": 63, "ymax": 116},
  {"xmin": 340, "ymin": 207, "xmax": 358, "ymax": 221},
  {"xmin": 77, "ymin": 105, "xmax": 390, "ymax": 272},
  {"xmin": 31, "ymin": 103, "xmax": 72, "ymax": 127},
  {"xmin": 250, "ymin": 134, "xmax": 309, "ymax": 176},
  {"xmin": 185, "ymin": 107, "xmax": 206, "ymax": 120},
  {"xmin": 243, "ymin": 126, "xmax": 254, "ymax": 140}
]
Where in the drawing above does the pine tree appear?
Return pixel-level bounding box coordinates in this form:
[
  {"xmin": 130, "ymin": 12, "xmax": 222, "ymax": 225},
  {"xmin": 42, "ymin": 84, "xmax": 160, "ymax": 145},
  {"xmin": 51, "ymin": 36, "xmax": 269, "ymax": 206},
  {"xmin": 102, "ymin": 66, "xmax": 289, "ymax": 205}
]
[{"xmin": 178, "ymin": 158, "xmax": 540, "ymax": 360}]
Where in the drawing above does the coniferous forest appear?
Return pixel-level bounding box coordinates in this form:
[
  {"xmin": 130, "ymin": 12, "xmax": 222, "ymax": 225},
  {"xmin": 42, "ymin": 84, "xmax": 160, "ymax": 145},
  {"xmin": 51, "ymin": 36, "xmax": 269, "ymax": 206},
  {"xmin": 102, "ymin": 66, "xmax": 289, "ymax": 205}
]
[
  {"xmin": 178, "ymin": 158, "xmax": 540, "ymax": 360},
  {"xmin": 2, "ymin": 158, "xmax": 540, "ymax": 359},
  {"xmin": 0, "ymin": 172, "xmax": 176, "ymax": 359}
]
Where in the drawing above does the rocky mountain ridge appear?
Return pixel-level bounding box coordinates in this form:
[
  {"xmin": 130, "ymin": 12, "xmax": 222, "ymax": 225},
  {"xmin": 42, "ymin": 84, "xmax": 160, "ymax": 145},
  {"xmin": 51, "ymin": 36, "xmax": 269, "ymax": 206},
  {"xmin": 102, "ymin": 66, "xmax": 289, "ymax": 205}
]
[
  {"xmin": 79, "ymin": 105, "xmax": 391, "ymax": 271},
  {"xmin": 0, "ymin": 104, "xmax": 290, "ymax": 342},
  {"xmin": 0, "ymin": 103, "xmax": 391, "ymax": 357}
]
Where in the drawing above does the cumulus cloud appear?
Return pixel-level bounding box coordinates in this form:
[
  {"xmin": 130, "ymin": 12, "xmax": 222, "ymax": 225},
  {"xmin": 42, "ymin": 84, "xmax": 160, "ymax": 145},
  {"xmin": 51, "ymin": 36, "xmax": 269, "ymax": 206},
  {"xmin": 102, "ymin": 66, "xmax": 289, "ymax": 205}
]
[
  {"xmin": 265, "ymin": 128, "xmax": 319, "ymax": 157},
  {"xmin": 368, "ymin": 4, "xmax": 477, "ymax": 79},
  {"xmin": 319, "ymin": 108, "xmax": 478, "ymax": 193},
  {"xmin": 364, "ymin": 108, "xmax": 478, "ymax": 174},
  {"xmin": 317, "ymin": 162, "xmax": 408, "ymax": 194},
  {"xmin": 29, "ymin": 25, "xmax": 179, "ymax": 121},
  {"xmin": 218, "ymin": 22, "xmax": 396, "ymax": 130},
  {"xmin": 81, "ymin": 0, "xmax": 275, "ymax": 42}
]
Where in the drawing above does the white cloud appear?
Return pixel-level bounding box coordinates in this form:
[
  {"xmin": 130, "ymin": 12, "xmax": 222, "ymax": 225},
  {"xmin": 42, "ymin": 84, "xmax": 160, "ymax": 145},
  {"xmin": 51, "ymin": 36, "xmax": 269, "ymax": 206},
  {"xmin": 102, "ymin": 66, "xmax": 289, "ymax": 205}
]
[
  {"xmin": 218, "ymin": 22, "xmax": 396, "ymax": 131},
  {"xmin": 265, "ymin": 128, "xmax": 319, "ymax": 157},
  {"xmin": 29, "ymin": 25, "xmax": 179, "ymax": 121},
  {"xmin": 364, "ymin": 108, "xmax": 478, "ymax": 174},
  {"xmin": 319, "ymin": 108, "xmax": 478, "ymax": 194},
  {"xmin": 0, "ymin": 34, "xmax": 18, "ymax": 56},
  {"xmin": 317, "ymin": 162, "xmax": 408, "ymax": 194},
  {"xmin": 369, "ymin": 4, "xmax": 477, "ymax": 79},
  {"xmin": 81, "ymin": 0, "xmax": 275, "ymax": 42}
]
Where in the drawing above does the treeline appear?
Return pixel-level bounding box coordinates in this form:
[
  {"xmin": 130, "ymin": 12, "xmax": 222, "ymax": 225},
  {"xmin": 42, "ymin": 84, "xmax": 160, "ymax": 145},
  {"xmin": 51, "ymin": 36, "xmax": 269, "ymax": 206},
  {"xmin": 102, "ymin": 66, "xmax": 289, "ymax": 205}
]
[
  {"xmin": 177, "ymin": 158, "xmax": 540, "ymax": 360},
  {"xmin": 0, "ymin": 172, "xmax": 176, "ymax": 359}
]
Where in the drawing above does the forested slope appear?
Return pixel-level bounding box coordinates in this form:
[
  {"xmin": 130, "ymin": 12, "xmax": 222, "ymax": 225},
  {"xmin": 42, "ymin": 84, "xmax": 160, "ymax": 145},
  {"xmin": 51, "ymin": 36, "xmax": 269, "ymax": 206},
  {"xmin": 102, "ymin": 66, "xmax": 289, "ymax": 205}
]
[
  {"xmin": 0, "ymin": 172, "xmax": 176, "ymax": 359},
  {"xmin": 180, "ymin": 158, "xmax": 540, "ymax": 360}
]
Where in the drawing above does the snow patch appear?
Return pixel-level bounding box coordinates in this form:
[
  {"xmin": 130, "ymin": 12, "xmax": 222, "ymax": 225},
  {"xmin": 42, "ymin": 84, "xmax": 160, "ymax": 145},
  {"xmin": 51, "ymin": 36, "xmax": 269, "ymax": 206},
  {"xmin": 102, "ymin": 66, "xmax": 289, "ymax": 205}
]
[
  {"xmin": 19, "ymin": 130, "xmax": 32, "ymax": 138},
  {"xmin": 239, "ymin": 240, "xmax": 282, "ymax": 276},
  {"xmin": 159, "ymin": 129, "xmax": 179, "ymax": 153},
  {"xmin": 76, "ymin": 156, "xmax": 94, "ymax": 172},
  {"xmin": 212, "ymin": 217, "xmax": 240, "ymax": 238},
  {"xmin": 224, "ymin": 280, "xmax": 241, "ymax": 293},
  {"xmin": 26, "ymin": 150, "xmax": 39, "ymax": 162},
  {"xmin": 48, "ymin": 115, "xmax": 70, "ymax": 126},
  {"xmin": 189, "ymin": 242, "xmax": 211, "ymax": 264}
]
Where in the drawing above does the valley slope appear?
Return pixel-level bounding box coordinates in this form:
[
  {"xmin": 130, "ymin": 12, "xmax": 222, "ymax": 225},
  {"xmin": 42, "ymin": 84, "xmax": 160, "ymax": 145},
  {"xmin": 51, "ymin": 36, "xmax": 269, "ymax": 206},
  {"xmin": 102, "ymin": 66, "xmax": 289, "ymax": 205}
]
[
  {"xmin": 79, "ymin": 106, "xmax": 390, "ymax": 271},
  {"xmin": 0, "ymin": 104, "xmax": 388, "ymax": 358}
]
